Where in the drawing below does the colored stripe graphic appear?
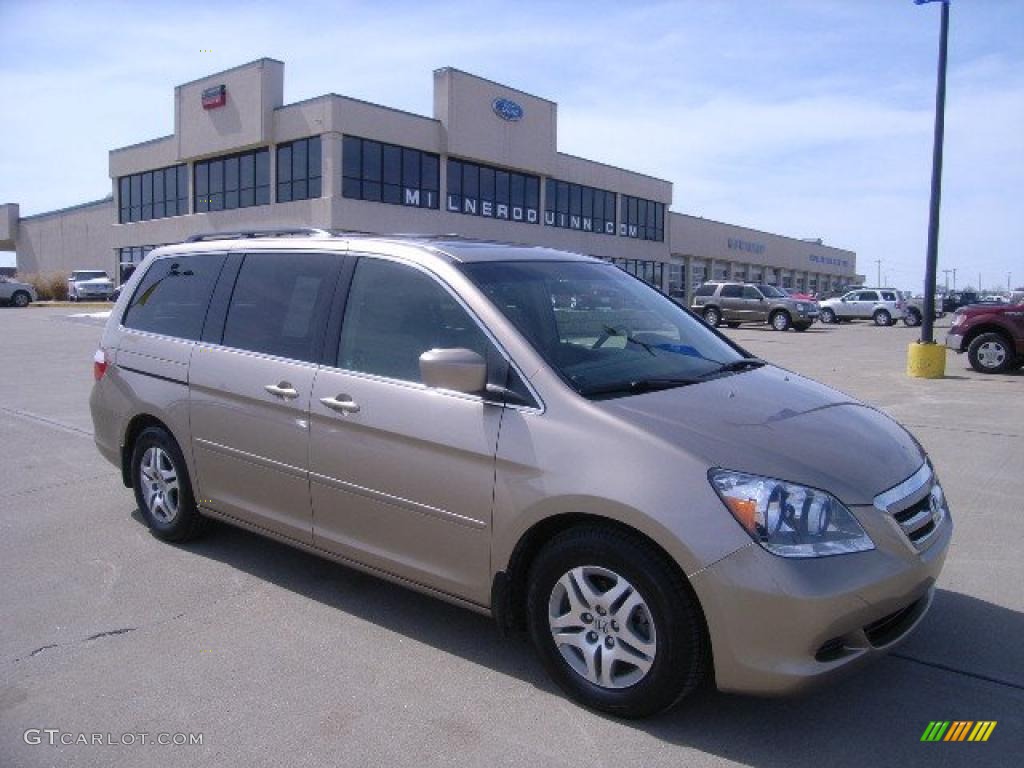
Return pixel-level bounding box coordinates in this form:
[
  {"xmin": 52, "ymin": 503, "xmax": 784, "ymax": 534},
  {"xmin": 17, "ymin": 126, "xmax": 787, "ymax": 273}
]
[
  {"xmin": 921, "ymin": 721, "xmax": 996, "ymax": 742},
  {"xmin": 945, "ymin": 721, "xmax": 972, "ymax": 741}
]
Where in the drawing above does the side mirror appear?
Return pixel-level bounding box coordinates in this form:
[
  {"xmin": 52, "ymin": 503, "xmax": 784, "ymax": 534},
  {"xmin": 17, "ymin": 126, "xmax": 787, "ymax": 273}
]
[{"xmin": 419, "ymin": 348, "xmax": 487, "ymax": 394}]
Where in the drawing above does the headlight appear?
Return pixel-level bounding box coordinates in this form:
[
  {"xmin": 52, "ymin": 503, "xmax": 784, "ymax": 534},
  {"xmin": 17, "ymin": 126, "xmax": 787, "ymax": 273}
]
[
  {"xmin": 709, "ymin": 469, "xmax": 875, "ymax": 558},
  {"xmin": 796, "ymin": 303, "xmax": 807, "ymax": 311}
]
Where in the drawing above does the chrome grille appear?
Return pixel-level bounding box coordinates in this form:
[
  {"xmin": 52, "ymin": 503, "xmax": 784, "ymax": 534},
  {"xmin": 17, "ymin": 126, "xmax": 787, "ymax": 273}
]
[{"xmin": 873, "ymin": 464, "xmax": 947, "ymax": 551}]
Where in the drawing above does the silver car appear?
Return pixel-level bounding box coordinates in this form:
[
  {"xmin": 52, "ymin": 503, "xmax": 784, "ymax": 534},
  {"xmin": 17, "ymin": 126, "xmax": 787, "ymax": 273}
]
[
  {"xmin": 68, "ymin": 270, "xmax": 114, "ymax": 301},
  {"xmin": 0, "ymin": 276, "xmax": 37, "ymax": 307},
  {"xmin": 89, "ymin": 231, "xmax": 951, "ymax": 717}
]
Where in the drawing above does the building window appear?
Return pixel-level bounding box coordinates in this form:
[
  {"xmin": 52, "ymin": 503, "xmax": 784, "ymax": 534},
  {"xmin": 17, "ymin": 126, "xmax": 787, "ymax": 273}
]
[
  {"xmin": 277, "ymin": 136, "xmax": 322, "ymax": 203},
  {"xmin": 608, "ymin": 258, "xmax": 665, "ymax": 291},
  {"xmin": 620, "ymin": 195, "xmax": 665, "ymax": 242},
  {"xmin": 118, "ymin": 165, "xmax": 188, "ymax": 224},
  {"xmin": 447, "ymin": 158, "xmax": 539, "ymax": 223},
  {"xmin": 116, "ymin": 245, "xmax": 163, "ymax": 284},
  {"xmin": 544, "ymin": 179, "xmax": 615, "ymax": 235},
  {"xmin": 342, "ymin": 136, "xmax": 439, "ymax": 209},
  {"xmin": 194, "ymin": 148, "xmax": 270, "ymax": 213}
]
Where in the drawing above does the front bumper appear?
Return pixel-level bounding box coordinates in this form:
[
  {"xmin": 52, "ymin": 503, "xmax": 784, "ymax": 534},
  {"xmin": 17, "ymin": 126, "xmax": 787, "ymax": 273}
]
[
  {"xmin": 690, "ymin": 501, "xmax": 951, "ymax": 695},
  {"xmin": 945, "ymin": 332, "xmax": 964, "ymax": 352}
]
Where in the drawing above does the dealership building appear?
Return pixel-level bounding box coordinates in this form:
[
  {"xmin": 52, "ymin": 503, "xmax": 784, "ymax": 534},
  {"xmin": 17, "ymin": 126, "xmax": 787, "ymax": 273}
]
[{"xmin": 0, "ymin": 58, "xmax": 859, "ymax": 301}]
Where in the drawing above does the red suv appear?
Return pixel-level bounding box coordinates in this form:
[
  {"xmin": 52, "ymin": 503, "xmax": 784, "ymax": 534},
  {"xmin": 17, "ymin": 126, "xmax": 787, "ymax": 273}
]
[{"xmin": 946, "ymin": 299, "xmax": 1024, "ymax": 373}]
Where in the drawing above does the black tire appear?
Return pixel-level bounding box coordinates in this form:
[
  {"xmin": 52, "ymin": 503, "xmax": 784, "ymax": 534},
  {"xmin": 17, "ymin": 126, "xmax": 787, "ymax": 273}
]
[
  {"xmin": 770, "ymin": 310, "xmax": 791, "ymax": 332},
  {"xmin": 967, "ymin": 332, "xmax": 1015, "ymax": 374},
  {"xmin": 11, "ymin": 291, "xmax": 31, "ymax": 308},
  {"xmin": 873, "ymin": 309, "xmax": 892, "ymax": 327},
  {"xmin": 702, "ymin": 307, "xmax": 721, "ymax": 328},
  {"xmin": 526, "ymin": 526, "xmax": 708, "ymax": 718},
  {"xmin": 903, "ymin": 309, "xmax": 922, "ymax": 327},
  {"xmin": 130, "ymin": 426, "xmax": 207, "ymax": 542},
  {"xmin": 725, "ymin": 322, "xmax": 741, "ymax": 329},
  {"xmin": 820, "ymin": 308, "xmax": 836, "ymax": 324}
]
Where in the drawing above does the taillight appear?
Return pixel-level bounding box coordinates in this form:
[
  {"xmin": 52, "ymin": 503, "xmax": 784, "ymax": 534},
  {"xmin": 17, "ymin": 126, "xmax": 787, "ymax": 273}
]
[{"xmin": 93, "ymin": 348, "xmax": 110, "ymax": 381}]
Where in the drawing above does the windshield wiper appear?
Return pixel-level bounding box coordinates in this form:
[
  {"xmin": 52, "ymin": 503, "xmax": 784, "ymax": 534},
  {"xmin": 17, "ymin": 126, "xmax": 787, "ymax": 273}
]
[
  {"xmin": 579, "ymin": 377, "xmax": 700, "ymax": 398},
  {"xmin": 698, "ymin": 357, "xmax": 767, "ymax": 378}
]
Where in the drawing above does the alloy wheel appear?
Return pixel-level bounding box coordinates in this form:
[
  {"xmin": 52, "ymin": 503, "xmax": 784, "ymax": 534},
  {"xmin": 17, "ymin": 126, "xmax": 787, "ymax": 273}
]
[
  {"xmin": 547, "ymin": 565, "xmax": 657, "ymax": 689},
  {"xmin": 139, "ymin": 446, "xmax": 180, "ymax": 523}
]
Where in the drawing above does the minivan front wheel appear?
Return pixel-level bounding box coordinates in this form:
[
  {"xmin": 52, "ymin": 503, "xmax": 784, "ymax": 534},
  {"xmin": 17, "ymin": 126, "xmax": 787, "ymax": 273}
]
[
  {"xmin": 702, "ymin": 307, "xmax": 721, "ymax": 328},
  {"xmin": 770, "ymin": 311, "xmax": 791, "ymax": 331},
  {"xmin": 873, "ymin": 309, "xmax": 892, "ymax": 327},
  {"xmin": 526, "ymin": 527, "xmax": 707, "ymax": 718},
  {"xmin": 131, "ymin": 427, "xmax": 206, "ymax": 541}
]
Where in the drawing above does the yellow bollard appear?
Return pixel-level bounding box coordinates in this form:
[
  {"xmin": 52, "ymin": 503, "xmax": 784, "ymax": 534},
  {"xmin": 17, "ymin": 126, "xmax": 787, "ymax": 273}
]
[{"xmin": 907, "ymin": 341, "xmax": 946, "ymax": 378}]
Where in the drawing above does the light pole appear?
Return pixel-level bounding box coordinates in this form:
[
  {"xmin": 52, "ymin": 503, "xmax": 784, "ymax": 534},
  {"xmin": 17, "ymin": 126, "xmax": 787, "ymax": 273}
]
[
  {"xmin": 908, "ymin": 0, "xmax": 950, "ymax": 378},
  {"xmin": 942, "ymin": 268, "xmax": 951, "ymax": 292},
  {"xmin": 875, "ymin": 259, "xmax": 882, "ymax": 287},
  {"xmin": 952, "ymin": 268, "xmax": 957, "ymax": 292}
]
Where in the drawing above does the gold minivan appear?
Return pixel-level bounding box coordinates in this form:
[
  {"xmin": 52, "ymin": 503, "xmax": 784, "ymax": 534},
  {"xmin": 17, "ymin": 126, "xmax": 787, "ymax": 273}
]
[{"xmin": 90, "ymin": 230, "xmax": 951, "ymax": 717}]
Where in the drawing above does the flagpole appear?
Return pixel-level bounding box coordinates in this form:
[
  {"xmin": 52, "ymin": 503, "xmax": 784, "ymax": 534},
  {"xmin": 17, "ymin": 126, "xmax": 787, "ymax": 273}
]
[{"xmin": 920, "ymin": 0, "xmax": 949, "ymax": 345}]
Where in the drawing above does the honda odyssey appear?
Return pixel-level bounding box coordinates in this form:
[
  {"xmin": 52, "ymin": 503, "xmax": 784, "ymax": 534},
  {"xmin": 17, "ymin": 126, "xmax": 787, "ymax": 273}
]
[{"xmin": 90, "ymin": 230, "xmax": 951, "ymax": 717}]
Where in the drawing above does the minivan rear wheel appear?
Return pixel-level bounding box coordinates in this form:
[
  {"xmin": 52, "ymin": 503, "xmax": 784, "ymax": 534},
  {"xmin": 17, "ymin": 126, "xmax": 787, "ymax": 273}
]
[
  {"xmin": 131, "ymin": 426, "xmax": 207, "ymax": 541},
  {"xmin": 526, "ymin": 527, "xmax": 708, "ymax": 718}
]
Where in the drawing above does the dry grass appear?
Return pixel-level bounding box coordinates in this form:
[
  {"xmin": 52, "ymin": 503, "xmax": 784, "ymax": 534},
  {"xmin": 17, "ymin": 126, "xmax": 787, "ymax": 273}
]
[{"xmin": 17, "ymin": 272, "xmax": 69, "ymax": 301}]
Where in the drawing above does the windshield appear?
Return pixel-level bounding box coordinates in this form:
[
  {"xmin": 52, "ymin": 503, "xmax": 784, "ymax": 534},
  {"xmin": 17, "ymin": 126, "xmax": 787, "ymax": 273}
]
[
  {"xmin": 461, "ymin": 260, "xmax": 749, "ymax": 399},
  {"xmin": 75, "ymin": 271, "xmax": 108, "ymax": 280},
  {"xmin": 757, "ymin": 285, "xmax": 786, "ymax": 298}
]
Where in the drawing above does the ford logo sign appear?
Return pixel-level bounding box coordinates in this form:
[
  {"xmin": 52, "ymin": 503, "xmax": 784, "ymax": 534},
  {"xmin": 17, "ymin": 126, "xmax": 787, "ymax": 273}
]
[{"xmin": 492, "ymin": 98, "xmax": 524, "ymax": 122}]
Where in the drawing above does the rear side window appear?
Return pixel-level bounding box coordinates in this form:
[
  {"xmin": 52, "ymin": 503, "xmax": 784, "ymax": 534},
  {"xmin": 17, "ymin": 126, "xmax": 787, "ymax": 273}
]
[
  {"xmin": 694, "ymin": 284, "xmax": 716, "ymax": 298},
  {"xmin": 881, "ymin": 291, "xmax": 897, "ymax": 301},
  {"xmin": 123, "ymin": 255, "xmax": 225, "ymax": 340},
  {"xmin": 742, "ymin": 286, "xmax": 761, "ymax": 299},
  {"xmin": 221, "ymin": 252, "xmax": 339, "ymax": 363},
  {"xmin": 720, "ymin": 285, "xmax": 742, "ymax": 298}
]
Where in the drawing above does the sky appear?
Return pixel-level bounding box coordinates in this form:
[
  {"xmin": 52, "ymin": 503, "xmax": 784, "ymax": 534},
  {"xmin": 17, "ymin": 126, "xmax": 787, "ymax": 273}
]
[{"xmin": 1, "ymin": 0, "xmax": 1021, "ymax": 291}]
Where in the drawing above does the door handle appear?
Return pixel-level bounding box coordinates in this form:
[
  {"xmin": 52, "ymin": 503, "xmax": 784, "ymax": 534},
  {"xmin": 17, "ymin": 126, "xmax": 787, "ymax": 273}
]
[
  {"xmin": 264, "ymin": 382, "xmax": 299, "ymax": 400},
  {"xmin": 320, "ymin": 395, "xmax": 360, "ymax": 414}
]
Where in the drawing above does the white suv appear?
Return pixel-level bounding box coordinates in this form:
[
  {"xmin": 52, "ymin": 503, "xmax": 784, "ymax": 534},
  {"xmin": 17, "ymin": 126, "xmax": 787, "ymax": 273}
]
[{"xmin": 819, "ymin": 288, "xmax": 904, "ymax": 326}]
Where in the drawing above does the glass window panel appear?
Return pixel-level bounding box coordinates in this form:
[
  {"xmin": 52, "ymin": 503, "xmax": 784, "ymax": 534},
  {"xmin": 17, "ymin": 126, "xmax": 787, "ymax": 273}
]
[
  {"xmin": 308, "ymin": 136, "xmax": 321, "ymax": 179},
  {"xmin": 447, "ymin": 160, "xmax": 462, "ymax": 197},
  {"xmin": 225, "ymin": 190, "xmax": 239, "ymax": 209},
  {"xmin": 421, "ymin": 154, "xmax": 439, "ymax": 191},
  {"xmin": 569, "ymin": 185, "xmax": 581, "ymax": 217},
  {"xmin": 277, "ymin": 145, "xmax": 292, "ymax": 183},
  {"xmin": 526, "ymin": 177, "xmax": 539, "ymax": 210},
  {"xmin": 195, "ymin": 163, "xmax": 209, "ymax": 196},
  {"xmin": 343, "ymin": 136, "xmax": 361, "ymax": 178},
  {"xmin": 292, "ymin": 140, "xmax": 307, "ymax": 183},
  {"xmin": 240, "ymin": 188, "xmax": 255, "ymax": 207},
  {"xmin": 255, "ymin": 186, "xmax": 270, "ymax": 206},
  {"xmin": 342, "ymin": 176, "xmax": 361, "ymax": 199},
  {"xmin": 123, "ymin": 254, "xmax": 226, "ymax": 341},
  {"xmin": 255, "ymin": 150, "xmax": 269, "ymax": 188},
  {"xmin": 224, "ymin": 156, "xmax": 239, "ymax": 192},
  {"xmin": 402, "ymin": 148, "xmax": 420, "ymax": 190},
  {"xmin": 293, "ymin": 179, "xmax": 308, "ymax": 200},
  {"xmin": 495, "ymin": 171, "xmax": 509, "ymax": 204},
  {"xmin": 209, "ymin": 161, "xmax": 223, "ymax": 194},
  {"xmin": 278, "ymin": 183, "xmax": 292, "ymax": 203},
  {"xmin": 382, "ymin": 183, "xmax": 401, "ymax": 204},
  {"xmin": 363, "ymin": 141, "xmax": 381, "ymax": 182},
  {"xmin": 463, "ymin": 163, "xmax": 479, "ymax": 200},
  {"xmin": 240, "ymin": 153, "xmax": 255, "ymax": 189},
  {"xmin": 309, "ymin": 176, "xmax": 322, "ymax": 199},
  {"xmin": 480, "ymin": 167, "xmax": 495, "ymax": 202},
  {"xmin": 382, "ymin": 144, "xmax": 401, "ymax": 186}
]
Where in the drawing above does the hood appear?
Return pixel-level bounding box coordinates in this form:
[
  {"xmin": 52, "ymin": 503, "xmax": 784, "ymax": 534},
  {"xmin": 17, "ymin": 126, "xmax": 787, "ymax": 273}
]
[
  {"xmin": 76, "ymin": 277, "xmax": 112, "ymax": 285},
  {"xmin": 957, "ymin": 303, "xmax": 1020, "ymax": 317},
  {"xmin": 600, "ymin": 366, "xmax": 925, "ymax": 506}
]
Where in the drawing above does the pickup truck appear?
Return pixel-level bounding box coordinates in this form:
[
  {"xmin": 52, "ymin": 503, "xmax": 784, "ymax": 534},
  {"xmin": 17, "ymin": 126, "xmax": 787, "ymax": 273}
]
[{"xmin": 946, "ymin": 299, "xmax": 1024, "ymax": 373}]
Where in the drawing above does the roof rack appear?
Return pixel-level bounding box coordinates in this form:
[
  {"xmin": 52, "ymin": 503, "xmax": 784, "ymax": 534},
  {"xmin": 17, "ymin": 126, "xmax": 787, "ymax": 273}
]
[{"xmin": 185, "ymin": 227, "xmax": 332, "ymax": 243}]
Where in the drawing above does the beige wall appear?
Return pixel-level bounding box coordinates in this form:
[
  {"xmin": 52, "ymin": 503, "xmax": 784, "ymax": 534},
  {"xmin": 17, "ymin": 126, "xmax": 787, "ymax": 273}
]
[
  {"xmin": 16, "ymin": 199, "xmax": 115, "ymax": 276},
  {"xmin": 0, "ymin": 203, "xmax": 18, "ymax": 250},
  {"xmin": 670, "ymin": 212, "xmax": 856, "ymax": 278}
]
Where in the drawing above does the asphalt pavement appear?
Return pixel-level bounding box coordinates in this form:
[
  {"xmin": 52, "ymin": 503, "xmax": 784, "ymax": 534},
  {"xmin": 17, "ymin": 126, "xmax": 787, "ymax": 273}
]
[{"xmin": 1, "ymin": 307, "xmax": 1021, "ymax": 767}]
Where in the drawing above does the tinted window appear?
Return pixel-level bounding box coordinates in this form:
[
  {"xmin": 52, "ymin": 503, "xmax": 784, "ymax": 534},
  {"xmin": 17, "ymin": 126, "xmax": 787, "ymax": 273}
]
[
  {"xmin": 720, "ymin": 285, "xmax": 743, "ymax": 298},
  {"xmin": 221, "ymin": 252, "xmax": 338, "ymax": 363},
  {"xmin": 195, "ymin": 148, "xmax": 269, "ymax": 213},
  {"xmin": 694, "ymin": 284, "xmax": 716, "ymax": 297},
  {"xmin": 339, "ymin": 258, "xmax": 493, "ymax": 384},
  {"xmin": 123, "ymin": 255, "xmax": 225, "ymax": 340},
  {"xmin": 881, "ymin": 291, "xmax": 897, "ymax": 301},
  {"xmin": 343, "ymin": 136, "xmax": 439, "ymax": 209},
  {"xmin": 448, "ymin": 158, "xmax": 539, "ymax": 224},
  {"xmin": 742, "ymin": 286, "xmax": 762, "ymax": 299},
  {"xmin": 858, "ymin": 291, "xmax": 879, "ymax": 301}
]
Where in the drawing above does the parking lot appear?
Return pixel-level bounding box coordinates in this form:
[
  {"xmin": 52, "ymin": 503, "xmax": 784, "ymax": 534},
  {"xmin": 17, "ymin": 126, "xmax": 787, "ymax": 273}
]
[{"xmin": 1, "ymin": 307, "xmax": 1022, "ymax": 767}]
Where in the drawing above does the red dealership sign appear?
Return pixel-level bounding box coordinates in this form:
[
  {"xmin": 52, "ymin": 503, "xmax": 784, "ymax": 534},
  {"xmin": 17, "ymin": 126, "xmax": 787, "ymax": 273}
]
[{"xmin": 201, "ymin": 85, "xmax": 226, "ymax": 110}]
